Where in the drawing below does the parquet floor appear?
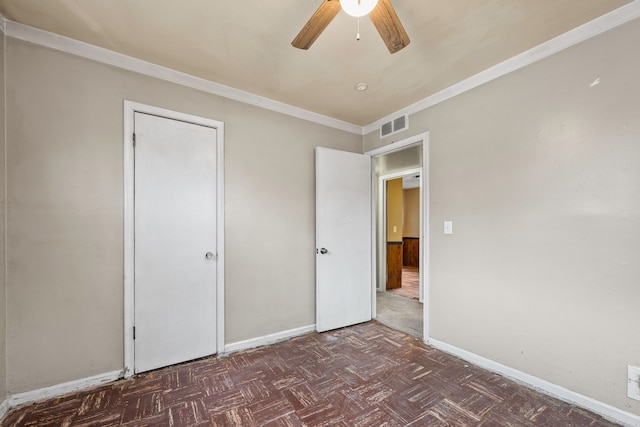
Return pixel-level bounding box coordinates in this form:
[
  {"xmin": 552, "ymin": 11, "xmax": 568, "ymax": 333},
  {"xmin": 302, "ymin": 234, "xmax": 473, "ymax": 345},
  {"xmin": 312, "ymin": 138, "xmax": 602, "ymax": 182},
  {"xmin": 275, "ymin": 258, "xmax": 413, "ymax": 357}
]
[
  {"xmin": 2, "ymin": 321, "xmax": 619, "ymax": 426},
  {"xmin": 388, "ymin": 267, "xmax": 419, "ymax": 300}
]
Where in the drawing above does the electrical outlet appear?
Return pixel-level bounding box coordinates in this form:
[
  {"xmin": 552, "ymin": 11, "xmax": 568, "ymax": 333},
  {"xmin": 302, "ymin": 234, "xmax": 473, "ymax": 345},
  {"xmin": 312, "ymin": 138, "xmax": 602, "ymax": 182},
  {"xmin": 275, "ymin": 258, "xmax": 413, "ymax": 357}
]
[{"xmin": 628, "ymin": 366, "xmax": 640, "ymax": 401}]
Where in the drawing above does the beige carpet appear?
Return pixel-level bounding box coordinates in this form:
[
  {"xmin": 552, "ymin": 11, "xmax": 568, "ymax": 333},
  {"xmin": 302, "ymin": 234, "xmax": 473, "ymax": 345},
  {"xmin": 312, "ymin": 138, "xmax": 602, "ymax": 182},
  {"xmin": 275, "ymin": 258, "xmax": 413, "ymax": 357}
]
[{"xmin": 375, "ymin": 291, "xmax": 423, "ymax": 339}]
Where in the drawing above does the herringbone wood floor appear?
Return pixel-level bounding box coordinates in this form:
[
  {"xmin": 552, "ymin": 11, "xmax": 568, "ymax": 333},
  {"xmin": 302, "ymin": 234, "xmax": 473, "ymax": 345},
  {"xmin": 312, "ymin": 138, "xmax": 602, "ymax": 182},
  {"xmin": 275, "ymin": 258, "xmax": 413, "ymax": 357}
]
[{"xmin": 2, "ymin": 321, "xmax": 620, "ymax": 426}]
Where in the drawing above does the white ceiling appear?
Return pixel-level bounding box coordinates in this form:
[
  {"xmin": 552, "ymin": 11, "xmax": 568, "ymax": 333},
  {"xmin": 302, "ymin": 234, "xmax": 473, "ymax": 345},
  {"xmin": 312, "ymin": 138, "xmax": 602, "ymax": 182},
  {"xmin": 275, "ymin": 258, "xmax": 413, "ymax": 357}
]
[{"xmin": 0, "ymin": 0, "xmax": 632, "ymax": 126}]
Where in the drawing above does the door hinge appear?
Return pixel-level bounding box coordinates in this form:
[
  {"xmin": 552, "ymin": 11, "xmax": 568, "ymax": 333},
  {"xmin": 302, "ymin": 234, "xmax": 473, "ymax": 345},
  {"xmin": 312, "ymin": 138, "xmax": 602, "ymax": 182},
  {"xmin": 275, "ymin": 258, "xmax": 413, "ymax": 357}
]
[
  {"xmin": 133, "ymin": 133, "xmax": 136, "ymax": 147},
  {"xmin": 133, "ymin": 326, "xmax": 136, "ymax": 340}
]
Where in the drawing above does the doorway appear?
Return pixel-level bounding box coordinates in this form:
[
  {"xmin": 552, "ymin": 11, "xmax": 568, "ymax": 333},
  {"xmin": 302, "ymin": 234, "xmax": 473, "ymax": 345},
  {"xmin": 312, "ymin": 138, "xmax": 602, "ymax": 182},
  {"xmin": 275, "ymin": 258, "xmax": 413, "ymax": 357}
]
[
  {"xmin": 366, "ymin": 133, "xmax": 429, "ymax": 342},
  {"xmin": 376, "ymin": 169, "xmax": 423, "ymax": 339},
  {"xmin": 123, "ymin": 101, "xmax": 226, "ymax": 376},
  {"xmin": 380, "ymin": 169, "xmax": 422, "ymax": 299}
]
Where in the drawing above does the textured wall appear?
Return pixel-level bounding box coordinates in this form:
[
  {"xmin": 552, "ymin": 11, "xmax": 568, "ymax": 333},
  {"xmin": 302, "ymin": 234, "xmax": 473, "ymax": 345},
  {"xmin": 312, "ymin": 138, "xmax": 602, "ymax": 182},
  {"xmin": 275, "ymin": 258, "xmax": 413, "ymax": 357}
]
[
  {"xmin": 365, "ymin": 18, "xmax": 640, "ymax": 414},
  {"xmin": 4, "ymin": 38, "xmax": 361, "ymax": 393}
]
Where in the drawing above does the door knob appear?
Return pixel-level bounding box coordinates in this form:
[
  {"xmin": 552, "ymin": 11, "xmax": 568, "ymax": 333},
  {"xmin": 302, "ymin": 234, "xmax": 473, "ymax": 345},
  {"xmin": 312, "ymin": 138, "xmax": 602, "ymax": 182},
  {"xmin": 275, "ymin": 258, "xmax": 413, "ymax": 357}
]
[
  {"xmin": 205, "ymin": 252, "xmax": 214, "ymax": 260},
  {"xmin": 319, "ymin": 248, "xmax": 328, "ymax": 254}
]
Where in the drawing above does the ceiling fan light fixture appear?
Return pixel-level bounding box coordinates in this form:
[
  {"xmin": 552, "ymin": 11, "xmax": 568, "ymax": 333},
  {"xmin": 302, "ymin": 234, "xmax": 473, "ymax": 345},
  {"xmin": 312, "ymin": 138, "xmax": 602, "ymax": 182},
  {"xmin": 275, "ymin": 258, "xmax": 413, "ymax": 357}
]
[{"xmin": 339, "ymin": 0, "xmax": 379, "ymax": 17}]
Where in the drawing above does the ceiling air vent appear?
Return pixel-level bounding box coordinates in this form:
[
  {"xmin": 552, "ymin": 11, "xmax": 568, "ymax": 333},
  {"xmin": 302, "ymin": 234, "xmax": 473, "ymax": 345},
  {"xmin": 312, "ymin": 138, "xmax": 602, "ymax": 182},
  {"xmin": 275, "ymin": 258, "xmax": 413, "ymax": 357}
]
[{"xmin": 380, "ymin": 114, "xmax": 409, "ymax": 138}]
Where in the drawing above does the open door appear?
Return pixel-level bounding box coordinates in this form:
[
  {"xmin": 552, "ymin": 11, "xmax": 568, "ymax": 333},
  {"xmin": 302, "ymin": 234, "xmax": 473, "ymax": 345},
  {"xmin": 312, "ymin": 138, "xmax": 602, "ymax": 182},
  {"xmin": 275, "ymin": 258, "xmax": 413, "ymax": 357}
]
[{"xmin": 315, "ymin": 147, "xmax": 372, "ymax": 332}]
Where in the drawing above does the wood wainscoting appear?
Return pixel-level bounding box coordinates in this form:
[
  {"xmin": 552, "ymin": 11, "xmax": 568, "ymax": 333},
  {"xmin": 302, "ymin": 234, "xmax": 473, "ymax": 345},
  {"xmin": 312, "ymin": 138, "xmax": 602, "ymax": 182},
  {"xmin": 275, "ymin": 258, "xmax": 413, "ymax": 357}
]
[
  {"xmin": 403, "ymin": 237, "xmax": 419, "ymax": 268},
  {"xmin": 386, "ymin": 242, "xmax": 403, "ymax": 289}
]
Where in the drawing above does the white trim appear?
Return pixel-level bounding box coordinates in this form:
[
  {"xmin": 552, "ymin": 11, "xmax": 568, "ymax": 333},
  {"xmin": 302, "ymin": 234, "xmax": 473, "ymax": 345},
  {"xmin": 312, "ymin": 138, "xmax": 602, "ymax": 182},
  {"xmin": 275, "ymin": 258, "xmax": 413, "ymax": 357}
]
[
  {"xmin": 1, "ymin": 10, "xmax": 7, "ymax": 424},
  {"xmin": 9, "ymin": 370, "xmax": 122, "ymax": 409},
  {"xmin": 0, "ymin": 398, "xmax": 9, "ymax": 420},
  {"xmin": 363, "ymin": 1, "xmax": 640, "ymax": 135},
  {"xmin": 123, "ymin": 101, "xmax": 226, "ymax": 377},
  {"xmin": 3, "ymin": 20, "xmax": 361, "ymax": 136},
  {"xmin": 365, "ymin": 134, "xmax": 423, "ymax": 157},
  {"xmin": 3, "ymin": 2, "xmax": 639, "ymax": 137},
  {"xmin": 366, "ymin": 132, "xmax": 430, "ymax": 342},
  {"xmin": 123, "ymin": 102, "xmax": 135, "ymax": 376},
  {"xmin": 215, "ymin": 120, "xmax": 226, "ymax": 358},
  {"xmin": 224, "ymin": 324, "xmax": 316, "ymax": 355},
  {"xmin": 428, "ymin": 338, "xmax": 640, "ymax": 427},
  {"xmin": 422, "ymin": 139, "xmax": 430, "ymax": 339}
]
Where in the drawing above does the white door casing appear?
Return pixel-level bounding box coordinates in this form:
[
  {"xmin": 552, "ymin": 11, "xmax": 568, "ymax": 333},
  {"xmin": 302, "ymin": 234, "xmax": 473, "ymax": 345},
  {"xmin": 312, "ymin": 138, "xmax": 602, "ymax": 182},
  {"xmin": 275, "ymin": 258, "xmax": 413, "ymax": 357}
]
[
  {"xmin": 123, "ymin": 101, "xmax": 225, "ymax": 376},
  {"xmin": 365, "ymin": 132, "xmax": 430, "ymax": 342},
  {"xmin": 315, "ymin": 147, "xmax": 372, "ymax": 332}
]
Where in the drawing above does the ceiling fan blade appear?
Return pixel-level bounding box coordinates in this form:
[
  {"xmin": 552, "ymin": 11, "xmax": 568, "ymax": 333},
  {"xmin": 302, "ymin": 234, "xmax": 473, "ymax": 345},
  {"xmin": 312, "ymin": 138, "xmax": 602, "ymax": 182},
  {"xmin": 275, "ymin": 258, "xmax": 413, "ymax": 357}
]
[
  {"xmin": 369, "ymin": 0, "xmax": 410, "ymax": 54},
  {"xmin": 292, "ymin": 0, "xmax": 342, "ymax": 50}
]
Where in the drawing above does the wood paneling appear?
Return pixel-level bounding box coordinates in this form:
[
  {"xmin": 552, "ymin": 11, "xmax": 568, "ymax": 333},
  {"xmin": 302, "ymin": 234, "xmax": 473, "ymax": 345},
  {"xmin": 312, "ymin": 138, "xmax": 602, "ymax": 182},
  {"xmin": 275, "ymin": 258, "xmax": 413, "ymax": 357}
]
[
  {"xmin": 386, "ymin": 242, "xmax": 403, "ymax": 289},
  {"xmin": 403, "ymin": 237, "xmax": 419, "ymax": 267}
]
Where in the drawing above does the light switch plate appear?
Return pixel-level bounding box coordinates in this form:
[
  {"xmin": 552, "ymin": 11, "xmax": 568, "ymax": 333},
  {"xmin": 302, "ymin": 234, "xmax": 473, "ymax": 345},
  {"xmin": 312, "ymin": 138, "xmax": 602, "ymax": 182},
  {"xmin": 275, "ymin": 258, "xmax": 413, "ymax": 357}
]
[
  {"xmin": 629, "ymin": 366, "xmax": 640, "ymax": 401},
  {"xmin": 444, "ymin": 221, "xmax": 453, "ymax": 235}
]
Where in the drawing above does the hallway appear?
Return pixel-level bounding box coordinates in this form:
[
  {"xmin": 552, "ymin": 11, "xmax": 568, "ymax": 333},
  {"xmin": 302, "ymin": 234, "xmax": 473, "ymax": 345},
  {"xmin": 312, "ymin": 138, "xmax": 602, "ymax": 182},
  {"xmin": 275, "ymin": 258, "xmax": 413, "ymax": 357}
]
[{"xmin": 376, "ymin": 290, "xmax": 422, "ymax": 339}]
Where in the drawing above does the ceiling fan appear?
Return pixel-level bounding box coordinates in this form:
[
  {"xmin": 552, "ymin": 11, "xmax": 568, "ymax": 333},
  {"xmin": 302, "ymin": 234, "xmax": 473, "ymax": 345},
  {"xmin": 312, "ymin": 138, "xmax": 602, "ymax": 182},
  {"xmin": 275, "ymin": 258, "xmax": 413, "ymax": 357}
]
[{"xmin": 291, "ymin": 0, "xmax": 410, "ymax": 54}]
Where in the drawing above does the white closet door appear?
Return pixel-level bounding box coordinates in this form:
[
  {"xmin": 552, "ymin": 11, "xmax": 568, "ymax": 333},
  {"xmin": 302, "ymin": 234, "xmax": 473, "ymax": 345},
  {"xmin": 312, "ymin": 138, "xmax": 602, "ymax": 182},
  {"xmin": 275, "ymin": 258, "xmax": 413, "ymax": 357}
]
[{"xmin": 134, "ymin": 112, "xmax": 217, "ymax": 373}]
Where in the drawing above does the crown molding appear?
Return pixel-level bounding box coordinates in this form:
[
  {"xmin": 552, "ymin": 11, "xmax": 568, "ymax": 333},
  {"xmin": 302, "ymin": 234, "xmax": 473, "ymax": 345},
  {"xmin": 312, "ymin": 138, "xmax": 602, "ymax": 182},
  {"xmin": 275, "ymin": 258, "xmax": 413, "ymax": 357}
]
[
  {"xmin": 363, "ymin": 1, "xmax": 640, "ymax": 135},
  {"xmin": 2, "ymin": 19, "xmax": 362, "ymax": 135},
  {"xmin": 1, "ymin": 3, "xmax": 639, "ymax": 140}
]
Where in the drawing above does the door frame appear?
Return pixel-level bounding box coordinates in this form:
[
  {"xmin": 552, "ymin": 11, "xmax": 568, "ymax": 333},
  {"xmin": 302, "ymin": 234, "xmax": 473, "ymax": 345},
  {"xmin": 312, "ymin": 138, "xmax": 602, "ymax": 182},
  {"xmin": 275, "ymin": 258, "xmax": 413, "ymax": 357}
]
[
  {"xmin": 365, "ymin": 132, "xmax": 430, "ymax": 342},
  {"xmin": 123, "ymin": 100, "xmax": 225, "ymax": 377}
]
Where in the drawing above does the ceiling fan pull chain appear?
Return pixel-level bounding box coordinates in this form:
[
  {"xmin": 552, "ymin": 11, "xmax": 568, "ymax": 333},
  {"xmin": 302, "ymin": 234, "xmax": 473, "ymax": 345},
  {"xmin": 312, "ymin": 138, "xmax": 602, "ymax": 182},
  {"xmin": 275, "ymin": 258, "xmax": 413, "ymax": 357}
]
[{"xmin": 357, "ymin": 18, "xmax": 361, "ymax": 41}]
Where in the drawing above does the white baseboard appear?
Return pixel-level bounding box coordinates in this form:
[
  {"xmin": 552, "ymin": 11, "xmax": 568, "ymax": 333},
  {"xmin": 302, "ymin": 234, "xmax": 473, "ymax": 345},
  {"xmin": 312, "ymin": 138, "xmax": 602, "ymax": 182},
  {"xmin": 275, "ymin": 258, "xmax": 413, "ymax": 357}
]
[
  {"xmin": 224, "ymin": 324, "xmax": 316, "ymax": 355},
  {"xmin": 0, "ymin": 397, "xmax": 9, "ymax": 420},
  {"xmin": 5, "ymin": 335, "xmax": 635, "ymax": 425},
  {"xmin": 9, "ymin": 370, "xmax": 123, "ymax": 409},
  {"xmin": 3, "ymin": 323, "xmax": 315, "ymax": 415},
  {"xmin": 428, "ymin": 338, "xmax": 640, "ymax": 427}
]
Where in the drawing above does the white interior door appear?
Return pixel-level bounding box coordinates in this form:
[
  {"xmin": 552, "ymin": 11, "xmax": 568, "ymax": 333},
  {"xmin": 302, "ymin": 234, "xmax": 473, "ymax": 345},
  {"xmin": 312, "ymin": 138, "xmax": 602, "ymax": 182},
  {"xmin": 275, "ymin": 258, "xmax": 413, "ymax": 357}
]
[
  {"xmin": 316, "ymin": 147, "xmax": 372, "ymax": 332},
  {"xmin": 134, "ymin": 112, "xmax": 217, "ymax": 373}
]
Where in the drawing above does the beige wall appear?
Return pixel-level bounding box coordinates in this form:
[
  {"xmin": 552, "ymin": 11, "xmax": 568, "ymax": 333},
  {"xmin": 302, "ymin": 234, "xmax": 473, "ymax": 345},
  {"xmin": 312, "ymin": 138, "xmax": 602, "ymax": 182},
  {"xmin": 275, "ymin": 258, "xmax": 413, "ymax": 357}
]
[
  {"xmin": 386, "ymin": 179, "xmax": 403, "ymax": 242},
  {"xmin": 403, "ymin": 188, "xmax": 420, "ymax": 238},
  {"xmin": 4, "ymin": 38, "xmax": 361, "ymax": 393},
  {"xmin": 365, "ymin": 18, "xmax": 640, "ymax": 414},
  {"xmin": 0, "ymin": 29, "xmax": 6, "ymax": 403}
]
